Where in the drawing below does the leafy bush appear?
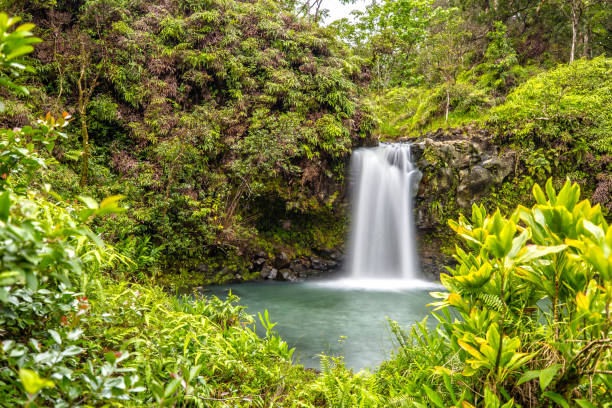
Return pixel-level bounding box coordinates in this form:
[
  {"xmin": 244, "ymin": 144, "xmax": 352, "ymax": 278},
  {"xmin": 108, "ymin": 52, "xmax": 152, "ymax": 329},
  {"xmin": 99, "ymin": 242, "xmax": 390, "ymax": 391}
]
[
  {"xmin": 4, "ymin": 0, "xmax": 375, "ymax": 278},
  {"xmin": 308, "ymin": 179, "xmax": 611, "ymax": 407},
  {"xmin": 0, "ymin": 16, "xmax": 317, "ymax": 406},
  {"xmin": 0, "ymin": 13, "xmax": 41, "ymax": 101},
  {"xmin": 489, "ymin": 57, "xmax": 612, "ymax": 155}
]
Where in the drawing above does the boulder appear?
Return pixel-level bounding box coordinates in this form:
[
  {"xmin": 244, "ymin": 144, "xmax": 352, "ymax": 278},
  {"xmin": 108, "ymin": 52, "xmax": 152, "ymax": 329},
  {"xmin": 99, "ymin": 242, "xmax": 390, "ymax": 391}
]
[
  {"xmin": 482, "ymin": 153, "xmax": 515, "ymax": 184},
  {"xmin": 279, "ymin": 268, "xmax": 300, "ymax": 282},
  {"xmin": 254, "ymin": 257, "xmax": 266, "ymax": 266},
  {"xmin": 413, "ymin": 127, "xmax": 517, "ymax": 218},
  {"xmin": 289, "ymin": 260, "xmax": 306, "ymax": 274},
  {"xmin": 274, "ymin": 251, "xmax": 291, "ymax": 268},
  {"xmin": 259, "ymin": 265, "xmax": 277, "ymax": 280},
  {"xmin": 457, "ymin": 165, "xmax": 493, "ymax": 208}
]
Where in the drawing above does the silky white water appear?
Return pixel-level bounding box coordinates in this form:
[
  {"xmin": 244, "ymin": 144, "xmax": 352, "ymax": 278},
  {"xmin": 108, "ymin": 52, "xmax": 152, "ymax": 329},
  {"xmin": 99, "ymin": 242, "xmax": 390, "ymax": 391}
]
[{"xmin": 347, "ymin": 143, "xmax": 422, "ymax": 280}]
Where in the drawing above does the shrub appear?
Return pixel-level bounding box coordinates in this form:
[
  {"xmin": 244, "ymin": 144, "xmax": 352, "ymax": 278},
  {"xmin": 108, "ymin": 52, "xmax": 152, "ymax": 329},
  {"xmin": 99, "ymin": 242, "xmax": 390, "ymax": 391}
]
[{"xmin": 489, "ymin": 57, "xmax": 612, "ymax": 155}]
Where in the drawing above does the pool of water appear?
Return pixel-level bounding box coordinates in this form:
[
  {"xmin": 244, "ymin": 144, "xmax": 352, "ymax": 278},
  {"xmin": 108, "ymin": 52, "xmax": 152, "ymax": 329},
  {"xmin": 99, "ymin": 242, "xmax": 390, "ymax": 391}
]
[{"xmin": 206, "ymin": 278, "xmax": 441, "ymax": 371}]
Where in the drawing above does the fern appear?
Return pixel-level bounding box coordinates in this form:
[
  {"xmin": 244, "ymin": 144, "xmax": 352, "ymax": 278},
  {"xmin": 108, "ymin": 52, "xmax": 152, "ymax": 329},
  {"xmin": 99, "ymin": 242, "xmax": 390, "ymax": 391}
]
[{"xmin": 478, "ymin": 292, "xmax": 505, "ymax": 312}]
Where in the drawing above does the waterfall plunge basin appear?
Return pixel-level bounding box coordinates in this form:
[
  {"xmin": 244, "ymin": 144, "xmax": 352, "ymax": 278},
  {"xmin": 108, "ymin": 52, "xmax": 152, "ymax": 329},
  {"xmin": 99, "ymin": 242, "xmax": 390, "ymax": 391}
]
[
  {"xmin": 206, "ymin": 279, "xmax": 442, "ymax": 371},
  {"xmin": 208, "ymin": 143, "xmax": 440, "ymax": 371}
]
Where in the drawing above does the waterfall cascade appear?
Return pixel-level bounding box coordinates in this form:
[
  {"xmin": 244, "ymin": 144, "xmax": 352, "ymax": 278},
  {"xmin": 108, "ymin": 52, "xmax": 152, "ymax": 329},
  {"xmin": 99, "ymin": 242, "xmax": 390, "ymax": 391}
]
[{"xmin": 347, "ymin": 143, "xmax": 422, "ymax": 280}]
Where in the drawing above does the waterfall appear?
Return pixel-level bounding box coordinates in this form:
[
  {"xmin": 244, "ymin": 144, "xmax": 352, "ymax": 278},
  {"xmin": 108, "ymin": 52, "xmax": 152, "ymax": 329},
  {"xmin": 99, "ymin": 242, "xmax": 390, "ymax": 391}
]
[{"xmin": 347, "ymin": 143, "xmax": 422, "ymax": 279}]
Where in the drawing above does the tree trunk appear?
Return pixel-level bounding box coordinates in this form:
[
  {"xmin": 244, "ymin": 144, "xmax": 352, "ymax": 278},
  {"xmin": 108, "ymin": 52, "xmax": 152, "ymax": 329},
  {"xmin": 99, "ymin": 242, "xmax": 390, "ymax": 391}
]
[
  {"xmin": 79, "ymin": 106, "xmax": 89, "ymax": 188},
  {"xmin": 76, "ymin": 40, "xmax": 100, "ymax": 188},
  {"xmin": 77, "ymin": 58, "xmax": 89, "ymax": 188},
  {"xmin": 445, "ymin": 89, "xmax": 450, "ymax": 122},
  {"xmin": 570, "ymin": 7, "xmax": 577, "ymax": 62}
]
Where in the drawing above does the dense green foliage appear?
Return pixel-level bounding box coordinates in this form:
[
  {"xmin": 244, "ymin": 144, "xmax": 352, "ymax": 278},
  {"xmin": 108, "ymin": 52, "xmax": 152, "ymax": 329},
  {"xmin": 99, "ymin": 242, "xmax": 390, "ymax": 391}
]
[
  {"xmin": 347, "ymin": 0, "xmax": 612, "ymax": 254},
  {"xmin": 0, "ymin": 25, "xmax": 315, "ymax": 406},
  {"xmin": 489, "ymin": 57, "xmax": 612, "ymax": 156},
  {"xmin": 2, "ymin": 0, "xmax": 374, "ymax": 282},
  {"xmin": 1, "ymin": 0, "xmax": 611, "ymax": 406},
  {"xmin": 341, "ymin": 0, "xmax": 611, "ymax": 143}
]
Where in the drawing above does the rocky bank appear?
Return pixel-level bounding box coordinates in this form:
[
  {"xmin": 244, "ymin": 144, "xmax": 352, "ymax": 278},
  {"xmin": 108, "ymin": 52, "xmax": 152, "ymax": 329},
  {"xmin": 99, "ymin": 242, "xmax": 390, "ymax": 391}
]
[{"xmin": 409, "ymin": 127, "xmax": 518, "ymax": 278}]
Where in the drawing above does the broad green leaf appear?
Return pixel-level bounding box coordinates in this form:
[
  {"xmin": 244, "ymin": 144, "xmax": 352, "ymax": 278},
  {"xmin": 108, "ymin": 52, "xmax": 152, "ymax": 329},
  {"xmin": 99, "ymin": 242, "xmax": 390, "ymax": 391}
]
[
  {"xmin": 423, "ymin": 384, "xmax": 445, "ymax": 408},
  {"xmin": 545, "ymin": 178, "xmax": 556, "ymax": 204},
  {"xmin": 514, "ymin": 244, "xmax": 566, "ymax": 264},
  {"xmin": 24, "ymin": 271, "xmax": 37, "ymax": 291},
  {"xmin": 78, "ymin": 196, "xmax": 99, "ymax": 209},
  {"xmin": 517, "ymin": 370, "xmax": 540, "ymax": 385},
  {"xmin": 0, "ymin": 271, "xmax": 19, "ymax": 286},
  {"xmin": 66, "ymin": 329, "xmax": 84, "ymax": 341},
  {"xmin": 533, "ymin": 183, "xmax": 547, "ymax": 205},
  {"xmin": 48, "ymin": 329, "xmax": 62, "ymax": 345},
  {"xmin": 19, "ymin": 369, "xmax": 55, "ymax": 395},
  {"xmin": 542, "ymin": 391, "xmax": 569, "ymax": 408},
  {"xmin": 575, "ymin": 399, "xmax": 597, "ymax": 408},
  {"xmin": 539, "ymin": 364, "xmax": 561, "ymax": 391},
  {"xmin": 581, "ymin": 220, "xmax": 604, "ymax": 242},
  {"xmin": 6, "ymin": 45, "xmax": 34, "ymax": 60},
  {"xmin": 508, "ymin": 229, "xmax": 529, "ymax": 259},
  {"xmin": 458, "ymin": 340, "xmax": 484, "ymax": 360},
  {"xmin": 163, "ymin": 377, "xmax": 182, "ymax": 398},
  {"xmin": 0, "ymin": 191, "xmax": 10, "ymax": 221},
  {"xmin": 99, "ymin": 195, "xmax": 125, "ymax": 209}
]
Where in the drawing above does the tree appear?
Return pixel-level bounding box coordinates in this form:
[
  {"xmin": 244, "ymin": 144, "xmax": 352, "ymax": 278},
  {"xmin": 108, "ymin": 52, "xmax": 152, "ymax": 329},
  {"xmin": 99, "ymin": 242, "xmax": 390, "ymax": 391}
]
[
  {"xmin": 349, "ymin": 0, "xmax": 443, "ymax": 88},
  {"xmin": 288, "ymin": 0, "xmax": 355, "ymax": 22},
  {"xmin": 420, "ymin": 8, "xmax": 472, "ymax": 121},
  {"xmin": 554, "ymin": 0, "xmax": 603, "ymax": 62},
  {"xmin": 75, "ymin": 36, "xmax": 101, "ymax": 187}
]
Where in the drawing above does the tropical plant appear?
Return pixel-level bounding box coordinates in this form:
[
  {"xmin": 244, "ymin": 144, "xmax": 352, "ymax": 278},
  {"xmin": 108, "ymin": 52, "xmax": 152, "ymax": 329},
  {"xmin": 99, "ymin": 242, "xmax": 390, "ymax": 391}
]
[
  {"xmin": 0, "ymin": 12, "xmax": 40, "ymax": 102},
  {"xmin": 424, "ymin": 179, "xmax": 611, "ymax": 406}
]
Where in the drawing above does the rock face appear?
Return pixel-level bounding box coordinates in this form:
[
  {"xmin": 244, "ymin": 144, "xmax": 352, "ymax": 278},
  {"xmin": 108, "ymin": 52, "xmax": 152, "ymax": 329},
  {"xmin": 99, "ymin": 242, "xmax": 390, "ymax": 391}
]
[
  {"xmin": 407, "ymin": 127, "xmax": 517, "ymax": 279},
  {"xmin": 410, "ymin": 128, "xmax": 516, "ymax": 228}
]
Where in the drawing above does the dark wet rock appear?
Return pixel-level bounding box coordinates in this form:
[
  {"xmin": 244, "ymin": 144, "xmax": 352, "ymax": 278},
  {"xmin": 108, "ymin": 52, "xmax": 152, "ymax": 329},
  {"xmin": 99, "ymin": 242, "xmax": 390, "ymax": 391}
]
[
  {"xmin": 457, "ymin": 165, "xmax": 493, "ymax": 208},
  {"xmin": 249, "ymin": 250, "xmax": 342, "ymax": 282},
  {"xmin": 417, "ymin": 234, "xmax": 456, "ymax": 281},
  {"xmin": 289, "ymin": 260, "xmax": 307, "ymax": 274},
  {"xmin": 279, "ymin": 268, "xmax": 300, "ymax": 282},
  {"xmin": 412, "ymin": 127, "xmax": 517, "ymax": 226},
  {"xmin": 482, "ymin": 153, "xmax": 516, "ymax": 184},
  {"xmin": 259, "ymin": 265, "xmax": 277, "ymax": 280},
  {"xmin": 409, "ymin": 127, "xmax": 518, "ymax": 278},
  {"xmin": 330, "ymin": 250, "xmax": 343, "ymax": 261},
  {"xmin": 274, "ymin": 251, "xmax": 291, "ymax": 268},
  {"xmin": 311, "ymin": 257, "xmax": 331, "ymax": 271}
]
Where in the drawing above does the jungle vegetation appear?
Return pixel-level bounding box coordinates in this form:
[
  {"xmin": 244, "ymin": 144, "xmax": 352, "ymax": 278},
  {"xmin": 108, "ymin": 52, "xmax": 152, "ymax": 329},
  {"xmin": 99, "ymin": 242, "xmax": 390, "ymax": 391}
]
[{"xmin": 0, "ymin": 0, "xmax": 611, "ymax": 406}]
